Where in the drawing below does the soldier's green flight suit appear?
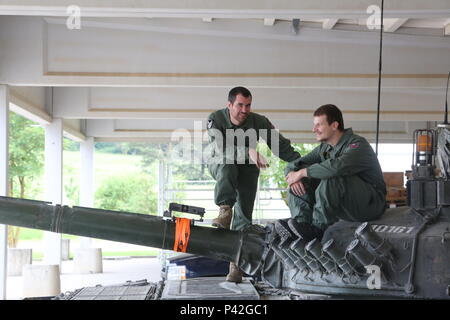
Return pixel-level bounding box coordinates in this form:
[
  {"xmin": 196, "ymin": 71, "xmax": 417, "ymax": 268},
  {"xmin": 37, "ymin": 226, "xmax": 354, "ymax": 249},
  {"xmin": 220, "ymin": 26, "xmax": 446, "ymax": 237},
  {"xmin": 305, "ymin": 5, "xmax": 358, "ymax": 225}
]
[
  {"xmin": 285, "ymin": 128, "xmax": 386, "ymax": 230},
  {"xmin": 206, "ymin": 108, "xmax": 300, "ymax": 231}
]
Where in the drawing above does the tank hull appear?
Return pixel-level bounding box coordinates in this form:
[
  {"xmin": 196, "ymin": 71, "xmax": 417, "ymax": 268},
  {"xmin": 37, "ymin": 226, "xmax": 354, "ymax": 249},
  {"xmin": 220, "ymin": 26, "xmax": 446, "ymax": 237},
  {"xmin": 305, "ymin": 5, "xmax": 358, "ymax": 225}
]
[{"xmin": 280, "ymin": 207, "xmax": 450, "ymax": 299}]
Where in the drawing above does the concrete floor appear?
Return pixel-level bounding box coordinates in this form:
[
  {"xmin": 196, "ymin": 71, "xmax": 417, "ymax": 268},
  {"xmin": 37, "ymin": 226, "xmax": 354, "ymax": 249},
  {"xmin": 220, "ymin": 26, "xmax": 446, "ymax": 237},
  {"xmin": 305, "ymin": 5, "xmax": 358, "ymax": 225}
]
[{"xmin": 6, "ymin": 257, "xmax": 163, "ymax": 300}]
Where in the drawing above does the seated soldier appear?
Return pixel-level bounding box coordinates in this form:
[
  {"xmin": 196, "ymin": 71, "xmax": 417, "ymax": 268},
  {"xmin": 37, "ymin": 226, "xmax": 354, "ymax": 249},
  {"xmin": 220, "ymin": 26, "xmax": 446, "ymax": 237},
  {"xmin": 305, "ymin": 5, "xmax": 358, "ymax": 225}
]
[{"xmin": 285, "ymin": 104, "xmax": 386, "ymax": 236}]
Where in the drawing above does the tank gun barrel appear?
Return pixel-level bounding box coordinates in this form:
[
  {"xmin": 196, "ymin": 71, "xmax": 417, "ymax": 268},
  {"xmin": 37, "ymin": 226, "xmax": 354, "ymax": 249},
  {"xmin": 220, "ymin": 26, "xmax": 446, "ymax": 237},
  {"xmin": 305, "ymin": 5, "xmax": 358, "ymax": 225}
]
[{"xmin": 0, "ymin": 196, "xmax": 263, "ymax": 267}]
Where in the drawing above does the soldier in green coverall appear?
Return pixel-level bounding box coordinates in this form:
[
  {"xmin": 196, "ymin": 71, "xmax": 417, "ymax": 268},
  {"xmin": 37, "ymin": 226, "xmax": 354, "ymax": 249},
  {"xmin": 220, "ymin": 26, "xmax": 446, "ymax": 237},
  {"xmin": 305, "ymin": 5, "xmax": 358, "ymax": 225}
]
[
  {"xmin": 206, "ymin": 86, "xmax": 301, "ymax": 282},
  {"xmin": 285, "ymin": 104, "xmax": 386, "ymax": 234}
]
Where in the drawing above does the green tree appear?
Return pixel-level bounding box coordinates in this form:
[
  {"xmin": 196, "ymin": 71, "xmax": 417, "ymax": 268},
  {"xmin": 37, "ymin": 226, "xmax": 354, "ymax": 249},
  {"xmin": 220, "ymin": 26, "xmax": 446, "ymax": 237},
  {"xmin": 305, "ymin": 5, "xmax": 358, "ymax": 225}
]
[
  {"xmin": 64, "ymin": 168, "xmax": 80, "ymax": 206},
  {"xmin": 64, "ymin": 137, "xmax": 80, "ymax": 152},
  {"xmin": 8, "ymin": 112, "xmax": 44, "ymax": 247},
  {"xmin": 95, "ymin": 174, "xmax": 158, "ymax": 215},
  {"xmin": 135, "ymin": 142, "xmax": 212, "ymax": 180},
  {"xmin": 258, "ymin": 143, "xmax": 317, "ymax": 205},
  {"xmin": 63, "ymin": 138, "xmax": 80, "ymax": 206},
  {"xmin": 138, "ymin": 143, "xmax": 170, "ymax": 174},
  {"xmin": 169, "ymin": 142, "xmax": 211, "ymax": 180}
]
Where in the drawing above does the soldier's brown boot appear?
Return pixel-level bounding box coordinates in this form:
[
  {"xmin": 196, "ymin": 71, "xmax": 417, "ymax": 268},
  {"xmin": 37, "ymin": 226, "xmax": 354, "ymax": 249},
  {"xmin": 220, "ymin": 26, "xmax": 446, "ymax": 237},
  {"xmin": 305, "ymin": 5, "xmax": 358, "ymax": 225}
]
[
  {"xmin": 212, "ymin": 205, "xmax": 232, "ymax": 229},
  {"xmin": 226, "ymin": 262, "xmax": 243, "ymax": 283}
]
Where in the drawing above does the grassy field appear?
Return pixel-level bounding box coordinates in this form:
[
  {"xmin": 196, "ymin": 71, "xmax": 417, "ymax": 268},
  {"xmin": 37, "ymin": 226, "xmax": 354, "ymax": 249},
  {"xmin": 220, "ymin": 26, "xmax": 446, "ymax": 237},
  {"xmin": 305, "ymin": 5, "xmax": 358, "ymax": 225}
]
[
  {"xmin": 63, "ymin": 150, "xmax": 153, "ymax": 191},
  {"xmin": 19, "ymin": 151, "xmax": 148, "ymax": 240},
  {"xmin": 17, "ymin": 151, "xmax": 158, "ymax": 258}
]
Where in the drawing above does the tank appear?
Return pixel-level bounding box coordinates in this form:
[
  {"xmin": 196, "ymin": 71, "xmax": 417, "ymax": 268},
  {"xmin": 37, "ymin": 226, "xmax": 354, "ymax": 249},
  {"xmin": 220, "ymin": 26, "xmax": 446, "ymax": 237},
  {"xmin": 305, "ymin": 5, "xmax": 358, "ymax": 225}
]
[{"xmin": 0, "ymin": 126, "xmax": 450, "ymax": 300}]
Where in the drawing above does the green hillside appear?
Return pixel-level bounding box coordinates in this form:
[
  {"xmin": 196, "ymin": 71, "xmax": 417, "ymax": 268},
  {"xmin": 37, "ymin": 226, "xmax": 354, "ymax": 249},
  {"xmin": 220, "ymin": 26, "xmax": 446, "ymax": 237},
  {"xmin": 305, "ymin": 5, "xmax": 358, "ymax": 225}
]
[{"xmin": 20, "ymin": 150, "xmax": 156, "ymax": 242}]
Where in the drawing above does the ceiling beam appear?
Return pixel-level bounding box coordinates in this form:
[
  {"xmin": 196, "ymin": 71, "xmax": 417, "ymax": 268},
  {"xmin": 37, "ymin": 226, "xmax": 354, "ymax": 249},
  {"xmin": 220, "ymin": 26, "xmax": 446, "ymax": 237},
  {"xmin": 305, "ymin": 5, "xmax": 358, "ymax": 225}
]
[
  {"xmin": 263, "ymin": 18, "xmax": 275, "ymax": 26},
  {"xmin": 85, "ymin": 118, "xmax": 428, "ymax": 144},
  {"xmin": 384, "ymin": 18, "xmax": 408, "ymax": 33},
  {"xmin": 322, "ymin": 18, "xmax": 338, "ymax": 30},
  {"xmin": 40, "ymin": 17, "xmax": 450, "ymax": 49},
  {"xmin": 2, "ymin": 17, "xmax": 450, "ymax": 88},
  {"xmin": 1, "ymin": 1, "xmax": 450, "ymax": 19}
]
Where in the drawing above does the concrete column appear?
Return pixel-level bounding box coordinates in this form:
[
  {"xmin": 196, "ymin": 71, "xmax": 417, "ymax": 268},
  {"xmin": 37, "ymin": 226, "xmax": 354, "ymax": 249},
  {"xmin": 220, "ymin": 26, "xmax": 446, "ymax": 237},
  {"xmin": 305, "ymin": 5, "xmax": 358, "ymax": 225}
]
[
  {"xmin": 22, "ymin": 265, "xmax": 61, "ymax": 298},
  {"xmin": 157, "ymin": 160, "xmax": 165, "ymax": 264},
  {"xmin": 0, "ymin": 85, "xmax": 9, "ymax": 300},
  {"xmin": 7, "ymin": 248, "xmax": 32, "ymax": 276},
  {"xmin": 73, "ymin": 248, "xmax": 103, "ymax": 274},
  {"xmin": 158, "ymin": 160, "xmax": 165, "ymax": 217},
  {"xmin": 43, "ymin": 118, "xmax": 63, "ymax": 267},
  {"xmin": 79, "ymin": 137, "xmax": 94, "ymax": 248}
]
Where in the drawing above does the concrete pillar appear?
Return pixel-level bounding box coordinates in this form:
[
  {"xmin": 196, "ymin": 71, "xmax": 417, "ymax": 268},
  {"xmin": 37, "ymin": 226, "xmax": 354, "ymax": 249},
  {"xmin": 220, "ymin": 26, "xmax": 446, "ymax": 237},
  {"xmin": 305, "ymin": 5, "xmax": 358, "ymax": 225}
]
[
  {"xmin": 157, "ymin": 160, "xmax": 166, "ymax": 264},
  {"xmin": 0, "ymin": 85, "xmax": 9, "ymax": 300},
  {"xmin": 158, "ymin": 160, "xmax": 165, "ymax": 217},
  {"xmin": 73, "ymin": 248, "xmax": 103, "ymax": 274},
  {"xmin": 43, "ymin": 118, "xmax": 63, "ymax": 267},
  {"xmin": 61, "ymin": 239, "xmax": 70, "ymax": 261},
  {"xmin": 7, "ymin": 248, "xmax": 32, "ymax": 276},
  {"xmin": 22, "ymin": 265, "xmax": 60, "ymax": 298},
  {"xmin": 79, "ymin": 137, "xmax": 94, "ymax": 248}
]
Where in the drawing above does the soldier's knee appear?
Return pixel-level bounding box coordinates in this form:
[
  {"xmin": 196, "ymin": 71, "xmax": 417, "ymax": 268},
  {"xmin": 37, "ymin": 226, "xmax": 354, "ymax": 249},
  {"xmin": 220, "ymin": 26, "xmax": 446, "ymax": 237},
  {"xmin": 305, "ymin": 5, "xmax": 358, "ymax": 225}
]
[
  {"xmin": 214, "ymin": 164, "xmax": 238, "ymax": 181},
  {"xmin": 314, "ymin": 176, "xmax": 348, "ymax": 200}
]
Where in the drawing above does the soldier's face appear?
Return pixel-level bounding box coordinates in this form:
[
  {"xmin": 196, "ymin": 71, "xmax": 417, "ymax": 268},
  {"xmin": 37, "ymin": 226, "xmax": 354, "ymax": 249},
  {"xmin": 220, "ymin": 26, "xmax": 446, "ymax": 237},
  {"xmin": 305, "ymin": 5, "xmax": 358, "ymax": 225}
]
[
  {"xmin": 228, "ymin": 94, "xmax": 252, "ymax": 125},
  {"xmin": 312, "ymin": 115, "xmax": 339, "ymax": 143}
]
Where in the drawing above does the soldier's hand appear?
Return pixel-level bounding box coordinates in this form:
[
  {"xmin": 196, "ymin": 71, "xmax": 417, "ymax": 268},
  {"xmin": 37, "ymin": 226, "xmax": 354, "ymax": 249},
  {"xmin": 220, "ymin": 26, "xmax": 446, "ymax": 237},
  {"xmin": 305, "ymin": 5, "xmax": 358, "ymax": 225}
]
[
  {"xmin": 286, "ymin": 170, "xmax": 302, "ymax": 185},
  {"xmin": 249, "ymin": 148, "xmax": 269, "ymax": 169},
  {"xmin": 289, "ymin": 181, "xmax": 306, "ymax": 197}
]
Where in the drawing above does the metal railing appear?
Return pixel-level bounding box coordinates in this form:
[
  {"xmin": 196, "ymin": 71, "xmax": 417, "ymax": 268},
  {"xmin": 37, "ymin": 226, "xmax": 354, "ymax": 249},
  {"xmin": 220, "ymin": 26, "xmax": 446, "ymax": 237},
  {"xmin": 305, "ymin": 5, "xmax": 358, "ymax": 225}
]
[
  {"xmin": 161, "ymin": 178, "xmax": 291, "ymax": 226},
  {"xmin": 157, "ymin": 162, "xmax": 292, "ymax": 263}
]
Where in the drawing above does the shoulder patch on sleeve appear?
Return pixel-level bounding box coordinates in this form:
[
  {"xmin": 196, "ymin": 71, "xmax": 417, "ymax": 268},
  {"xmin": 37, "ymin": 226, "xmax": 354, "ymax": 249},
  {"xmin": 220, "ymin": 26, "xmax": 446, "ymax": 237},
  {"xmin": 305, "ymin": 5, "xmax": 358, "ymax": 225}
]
[
  {"xmin": 349, "ymin": 142, "xmax": 360, "ymax": 149},
  {"xmin": 207, "ymin": 119, "xmax": 214, "ymax": 129}
]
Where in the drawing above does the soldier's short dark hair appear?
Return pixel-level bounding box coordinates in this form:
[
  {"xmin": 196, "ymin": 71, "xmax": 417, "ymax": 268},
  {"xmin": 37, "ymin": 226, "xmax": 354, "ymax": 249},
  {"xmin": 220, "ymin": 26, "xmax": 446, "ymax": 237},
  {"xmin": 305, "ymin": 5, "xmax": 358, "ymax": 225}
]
[
  {"xmin": 314, "ymin": 104, "xmax": 344, "ymax": 131},
  {"xmin": 228, "ymin": 86, "xmax": 252, "ymax": 104}
]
